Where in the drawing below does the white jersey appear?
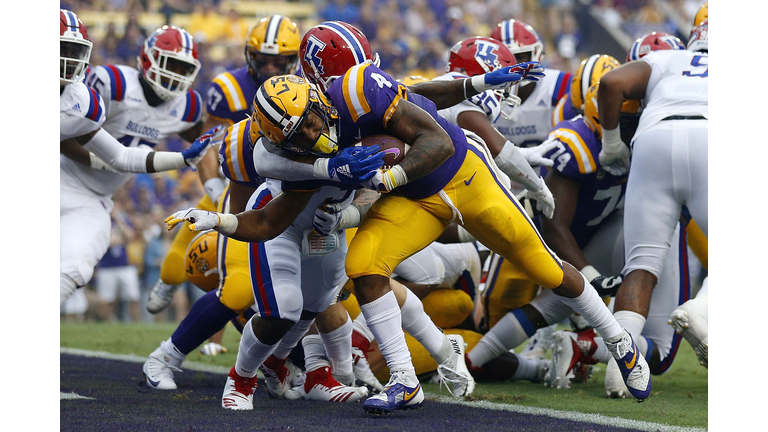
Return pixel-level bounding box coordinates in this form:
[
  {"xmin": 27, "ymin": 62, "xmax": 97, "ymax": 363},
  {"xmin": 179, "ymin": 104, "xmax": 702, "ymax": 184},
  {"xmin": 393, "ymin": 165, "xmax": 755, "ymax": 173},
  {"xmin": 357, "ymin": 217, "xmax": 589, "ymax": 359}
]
[
  {"xmin": 635, "ymin": 50, "xmax": 708, "ymax": 137},
  {"xmin": 493, "ymin": 68, "xmax": 571, "ymax": 147},
  {"xmin": 259, "ymin": 178, "xmax": 355, "ymax": 234},
  {"xmin": 433, "ymin": 72, "xmax": 501, "ymax": 124},
  {"xmin": 60, "ymin": 64, "xmax": 203, "ymax": 196},
  {"xmin": 60, "ymin": 82, "xmax": 106, "ymax": 141}
]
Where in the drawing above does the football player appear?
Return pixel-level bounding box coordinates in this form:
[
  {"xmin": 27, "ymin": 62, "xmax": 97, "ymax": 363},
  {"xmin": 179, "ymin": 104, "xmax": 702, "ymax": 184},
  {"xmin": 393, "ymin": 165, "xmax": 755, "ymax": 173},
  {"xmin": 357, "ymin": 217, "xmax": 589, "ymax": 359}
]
[
  {"xmin": 168, "ymin": 19, "xmax": 653, "ymax": 413},
  {"xmin": 596, "ymin": 20, "xmax": 709, "ymax": 377},
  {"xmin": 59, "ymin": 13, "xmax": 214, "ymax": 306}
]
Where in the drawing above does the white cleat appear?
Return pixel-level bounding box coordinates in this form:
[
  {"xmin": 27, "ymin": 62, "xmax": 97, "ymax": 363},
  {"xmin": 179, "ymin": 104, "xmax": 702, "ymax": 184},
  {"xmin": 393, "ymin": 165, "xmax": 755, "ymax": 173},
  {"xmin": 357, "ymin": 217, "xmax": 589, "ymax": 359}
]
[
  {"xmin": 221, "ymin": 367, "xmax": 258, "ymax": 410},
  {"xmin": 605, "ymin": 329, "xmax": 651, "ymax": 401},
  {"xmin": 297, "ymin": 366, "xmax": 368, "ymax": 402},
  {"xmin": 352, "ymin": 346, "xmax": 384, "ymax": 392},
  {"xmin": 545, "ymin": 330, "xmax": 598, "ymax": 390},
  {"xmin": 259, "ymin": 355, "xmax": 301, "ymax": 400},
  {"xmin": 669, "ymin": 299, "xmax": 708, "ymax": 368},
  {"xmin": 142, "ymin": 347, "xmax": 182, "ymax": 390},
  {"xmin": 146, "ymin": 280, "xmax": 181, "ymax": 314},
  {"xmin": 605, "ymin": 358, "xmax": 629, "ymax": 399},
  {"xmin": 520, "ymin": 324, "xmax": 556, "ymax": 361},
  {"xmin": 437, "ymin": 334, "xmax": 476, "ymax": 397}
]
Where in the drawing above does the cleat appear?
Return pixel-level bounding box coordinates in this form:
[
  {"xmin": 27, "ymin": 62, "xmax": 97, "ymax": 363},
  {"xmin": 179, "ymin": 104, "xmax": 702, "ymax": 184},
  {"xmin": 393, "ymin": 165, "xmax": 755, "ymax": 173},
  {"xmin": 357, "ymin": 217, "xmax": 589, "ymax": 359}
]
[
  {"xmin": 352, "ymin": 346, "xmax": 384, "ymax": 392},
  {"xmin": 259, "ymin": 355, "xmax": 301, "ymax": 400},
  {"xmin": 604, "ymin": 358, "xmax": 629, "ymax": 398},
  {"xmin": 199, "ymin": 342, "xmax": 228, "ymax": 356},
  {"xmin": 297, "ymin": 366, "xmax": 368, "ymax": 402},
  {"xmin": 143, "ymin": 347, "xmax": 182, "ymax": 390},
  {"xmin": 605, "ymin": 329, "xmax": 651, "ymax": 401},
  {"xmin": 362, "ymin": 369, "xmax": 424, "ymax": 415},
  {"xmin": 146, "ymin": 280, "xmax": 181, "ymax": 314},
  {"xmin": 221, "ymin": 367, "xmax": 258, "ymax": 410},
  {"xmin": 545, "ymin": 329, "xmax": 598, "ymax": 390},
  {"xmin": 437, "ymin": 334, "xmax": 476, "ymax": 397},
  {"xmin": 535, "ymin": 359, "xmax": 552, "ymax": 384},
  {"xmin": 669, "ymin": 299, "xmax": 708, "ymax": 368},
  {"xmin": 285, "ymin": 359, "xmax": 303, "ymax": 386},
  {"xmin": 520, "ymin": 324, "xmax": 556, "ymax": 361}
]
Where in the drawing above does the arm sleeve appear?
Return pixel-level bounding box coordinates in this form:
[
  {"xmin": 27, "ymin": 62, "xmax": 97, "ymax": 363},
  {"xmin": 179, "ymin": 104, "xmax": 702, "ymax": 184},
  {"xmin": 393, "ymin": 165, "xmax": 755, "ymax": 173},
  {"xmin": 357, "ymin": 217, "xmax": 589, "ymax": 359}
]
[
  {"xmin": 252, "ymin": 138, "xmax": 316, "ymax": 181},
  {"xmin": 83, "ymin": 129, "xmax": 152, "ymax": 173},
  {"xmin": 493, "ymin": 140, "xmax": 544, "ymax": 192}
]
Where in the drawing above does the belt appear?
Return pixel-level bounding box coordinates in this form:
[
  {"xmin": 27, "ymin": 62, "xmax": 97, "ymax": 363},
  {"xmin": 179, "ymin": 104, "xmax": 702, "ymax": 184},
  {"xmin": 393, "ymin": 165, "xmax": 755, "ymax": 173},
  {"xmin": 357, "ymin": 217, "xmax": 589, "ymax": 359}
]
[{"xmin": 662, "ymin": 115, "xmax": 706, "ymax": 121}]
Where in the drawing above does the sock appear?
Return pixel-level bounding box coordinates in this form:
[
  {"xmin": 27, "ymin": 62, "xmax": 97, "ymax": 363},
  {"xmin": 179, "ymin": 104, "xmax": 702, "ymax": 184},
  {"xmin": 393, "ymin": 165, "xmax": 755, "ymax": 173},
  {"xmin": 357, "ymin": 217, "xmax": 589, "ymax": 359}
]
[
  {"xmin": 60, "ymin": 274, "xmax": 78, "ymax": 306},
  {"xmin": 235, "ymin": 319, "xmax": 277, "ymax": 378},
  {"xmin": 272, "ymin": 319, "xmax": 314, "ymax": 360},
  {"xmin": 302, "ymin": 334, "xmax": 329, "ymax": 372},
  {"xmin": 511, "ymin": 355, "xmax": 540, "ymax": 381},
  {"xmin": 614, "ymin": 310, "xmax": 648, "ymax": 354},
  {"xmin": 359, "ymin": 290, "xmax": 413, "ymax": 372},
  {"xmin": 467, "ymin": 331, "xmax": 507, "ymax": 368},
  {"xmin": 400, "ymin": 288, "xmax": 444, "ymax": 359},
  {"xmin": 591, "ymin": 337, "xmax": 613, "ymax": 363},
  {"xmin": 555, "ymin": 273, "xmax": 623, "ymax": 341},
  {"xmin": 319, "ymin": 315, "xmax": 353, "ymax": 379},
  {"xmin": 170, "ymin": 290, "xmax": 237, "ymax": 355}
]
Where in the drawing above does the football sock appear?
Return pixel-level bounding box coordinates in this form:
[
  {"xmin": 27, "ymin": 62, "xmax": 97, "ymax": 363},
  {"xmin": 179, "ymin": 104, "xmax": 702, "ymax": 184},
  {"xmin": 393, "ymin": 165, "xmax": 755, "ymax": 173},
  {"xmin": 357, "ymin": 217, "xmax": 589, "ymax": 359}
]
[
  {"xmin": 235, "ymin": 319, "xmax": 277, "ymax": 378},
  {"xmin": 60, "ymin": 274, "xmax": 78, "ymax": 306},
  {"xmin": 319, "ymin": 315, "xmax": 353, "ymax": 379},
  {"xmin": 556, "ymin": 272, "xmax": 623, "ymax": 342},
  {"xmin": 171, "ymin": 290, "xmax": 236, "ymax": 355},
  {"xmin": 400, "ymin": 288, "xmax": 444, "ymax": 361},
  {"xmin": 511, "ymin": 355, "xmax": 540, "ymax": 382},
  {"xmin": 467, "ymin": 331, "xmax": 507, "ymax": 368},
  {"xmin": 359, "ymin": 290, "xmax": 414, "ymax": 373},
  {"xmin": 302, "ymin": 334, "xmax": 329, "ymax": 372},
  {"xmin": 468, "ymin": 309, "xmax": 531, "ymax": 367},
  {"xmin": 272, "ymin": 319, "xmax": 314, "ymax": 360},
  {"xmin": 614, "ymin": 310, "xmax": 648, "ymax": 356}
]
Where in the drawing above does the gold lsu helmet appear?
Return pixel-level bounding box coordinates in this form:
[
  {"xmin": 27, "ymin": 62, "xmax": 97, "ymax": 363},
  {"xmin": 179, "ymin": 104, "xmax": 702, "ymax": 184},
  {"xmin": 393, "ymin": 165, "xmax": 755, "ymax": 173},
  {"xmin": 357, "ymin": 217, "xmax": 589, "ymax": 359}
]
[
  {"xmin": 185, "ymin": 230, "xmax": 220, "ymax": 292},
  {"xmin": 397, "ymin": 75, "xmax": 429, "ymax": 86},
  {"xmin": 583, "ymin": 82, "xmax": 640, "ymax": 141},
  {"xmin": 251, "ymin": 75, "xmax": 340, "ymax": 156},
  {"xmin": 246, "ymin": 15, "xmax": 301, "ymax": 82},
  {"xmin": 693, "ymin": 2, "xmax": 708, "ymax": 28},
  {"xmin": 570, "ymin": 54, "xmax": 621, "ymax": 114}
]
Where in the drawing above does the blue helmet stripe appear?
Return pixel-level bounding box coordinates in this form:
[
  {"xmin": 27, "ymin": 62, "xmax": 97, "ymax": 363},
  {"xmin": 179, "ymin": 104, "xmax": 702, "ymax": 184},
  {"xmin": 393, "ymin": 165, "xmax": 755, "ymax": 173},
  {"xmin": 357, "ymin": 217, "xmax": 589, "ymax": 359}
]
[{"xmin": 321, "ymin": 21, "xmax": 365, "ymax": 64}]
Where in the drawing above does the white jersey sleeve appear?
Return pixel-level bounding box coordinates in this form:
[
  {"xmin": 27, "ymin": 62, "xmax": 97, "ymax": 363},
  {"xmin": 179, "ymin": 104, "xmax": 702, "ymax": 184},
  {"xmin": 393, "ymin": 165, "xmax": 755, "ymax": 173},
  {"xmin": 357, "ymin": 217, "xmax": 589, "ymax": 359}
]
[
  {"xmin": 60, "ymin": 82, "xmax": 106, "ymax": 141},
  {"xmin": 635, "ymin": 50, "xmax": 708, "ymax": 136},
  {"xmin": 433, "ymin": 72, "xmax": 501, "ymax": 124}
]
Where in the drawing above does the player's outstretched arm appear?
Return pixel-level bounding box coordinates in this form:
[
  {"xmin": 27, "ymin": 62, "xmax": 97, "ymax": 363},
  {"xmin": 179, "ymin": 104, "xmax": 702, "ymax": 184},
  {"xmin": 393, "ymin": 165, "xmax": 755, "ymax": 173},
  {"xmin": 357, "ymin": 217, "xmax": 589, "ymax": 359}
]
[{"xmin": 166, "ymin": 189, "xmax": 315, "ymax": 243}]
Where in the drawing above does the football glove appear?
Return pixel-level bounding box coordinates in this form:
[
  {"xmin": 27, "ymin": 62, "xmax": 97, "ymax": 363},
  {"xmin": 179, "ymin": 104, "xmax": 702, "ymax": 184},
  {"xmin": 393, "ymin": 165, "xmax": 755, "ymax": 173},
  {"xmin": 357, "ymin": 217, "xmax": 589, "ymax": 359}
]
[
  {"xmin": 598, "ymin": 127, "xmax": 630, "ymax": 176},
  {"xmin": 312, "ymin": 204, "xmax": 344, "ymax": 235},
  {"xmin": 182, "ymin": 125, "xmax": 224, "ymax": 169},
  {"xmin": 362, "ymin": 165, "xmax": 408, "ymax": 193},
  {"xmin": 165, "ymin": 208, "xmax": 237, "ymax": 235},
  {"xmin": 517, "ymin": 138, "xmax": 559, "ymax": 167},
  {"xmin": 590, "ymin": 274, "xmax": 624, "ymax": 297},
  {"xmin": 525, "ymin": 177, "xmax": 555, "ymax": 219},
  {"xmin": 315, "ymin": 145, "xmax": 385, "ymax": 183},
  {"xmin": 473, "ymin": 61, "xmax": 545, "ymax": 91}
]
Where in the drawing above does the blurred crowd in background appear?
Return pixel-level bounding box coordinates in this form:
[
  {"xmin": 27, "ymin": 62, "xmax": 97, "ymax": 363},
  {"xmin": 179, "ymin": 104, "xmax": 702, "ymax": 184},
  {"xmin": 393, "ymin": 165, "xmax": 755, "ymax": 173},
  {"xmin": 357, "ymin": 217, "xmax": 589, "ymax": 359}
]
[{"xmin": 59, "ymin": 0, "xmax": 707, "ymax": 323}]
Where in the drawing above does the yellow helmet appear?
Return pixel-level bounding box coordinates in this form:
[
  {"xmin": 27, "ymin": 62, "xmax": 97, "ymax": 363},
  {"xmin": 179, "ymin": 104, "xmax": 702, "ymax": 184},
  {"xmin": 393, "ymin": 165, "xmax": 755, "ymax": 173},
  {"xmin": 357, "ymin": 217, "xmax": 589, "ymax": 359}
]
[
  {"xmin": 185, "ymin": 230, "xmax": 219, "ymax": 292},
  {"xmin": 251, "ymin": 74, "xmax": 340, "ymax": 156},
  {"xmin": 583, "ymin": 82, "xmax": 641, "ymax": 140},
  {"xmin": 693, "ymin": 2, "xmax": 708, "ymax": 28},
  {"xmin": 570, "ymin": 54, "xmax": 621, "ymax": 113},
  {"xmin": 246, "ymin": 15, "xmax": 301, "ymax": 84},
  {"xmin": 398, "ymin": 75, "xmax": 429, "ymax": 86}
]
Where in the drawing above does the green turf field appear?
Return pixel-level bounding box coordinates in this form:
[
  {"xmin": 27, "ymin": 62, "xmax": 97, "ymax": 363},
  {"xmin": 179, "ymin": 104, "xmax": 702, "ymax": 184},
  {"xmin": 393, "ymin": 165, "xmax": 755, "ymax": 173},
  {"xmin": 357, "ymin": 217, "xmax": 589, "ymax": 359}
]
[{"xmin": 61, "ymin": 321, "xmax": 707, "ymax": 429}]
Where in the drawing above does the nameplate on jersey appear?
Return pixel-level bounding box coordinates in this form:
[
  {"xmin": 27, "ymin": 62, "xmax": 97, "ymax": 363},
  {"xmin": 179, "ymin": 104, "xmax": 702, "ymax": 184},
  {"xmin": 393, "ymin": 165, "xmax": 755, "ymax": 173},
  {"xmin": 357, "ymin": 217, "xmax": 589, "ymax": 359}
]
[{"xmin": 302, "ymin": 231, "xmax": 340, "ymax": 255}]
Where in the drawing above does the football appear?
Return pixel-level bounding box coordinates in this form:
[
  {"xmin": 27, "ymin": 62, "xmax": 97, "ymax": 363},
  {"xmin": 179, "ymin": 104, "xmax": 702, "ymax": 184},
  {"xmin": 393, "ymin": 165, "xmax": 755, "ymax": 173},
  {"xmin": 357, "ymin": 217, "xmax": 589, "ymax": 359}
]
[{"xmin": 357, "ymin": 134, "xmax": 410, "ymax": 169}]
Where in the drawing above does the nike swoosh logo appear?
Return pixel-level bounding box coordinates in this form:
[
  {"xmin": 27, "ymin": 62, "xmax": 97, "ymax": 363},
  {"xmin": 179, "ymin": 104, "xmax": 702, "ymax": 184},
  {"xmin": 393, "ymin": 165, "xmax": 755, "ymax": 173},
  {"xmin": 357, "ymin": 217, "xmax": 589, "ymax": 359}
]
[
  {"xmin": 146, "ymin": 376, "xmax": 161, "ymax": 387},
  {"xmin": 624, "ymin": 347, "xmax": 637, "ymax": 369},
  {"xmin": 464, "ymin": 172, "xmax": 477, "ymax": 186},
  {"xmin": 404, "ymin": 384, "xmax": 421, "ymax": 402},
  {"xmin": 383, "ymin": 148, "xmax": 400, "ymax": 158}
]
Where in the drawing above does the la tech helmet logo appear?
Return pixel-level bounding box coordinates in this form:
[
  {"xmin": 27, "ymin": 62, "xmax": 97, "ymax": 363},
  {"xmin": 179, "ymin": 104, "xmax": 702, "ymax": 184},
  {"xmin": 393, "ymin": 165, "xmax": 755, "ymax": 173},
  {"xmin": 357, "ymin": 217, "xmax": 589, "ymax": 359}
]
[
  {"xmin": 475, "ymin": 41, "xmax": 500, "ymax": 69},
  {"xmin": 304, "ymin": 35, "xmax": 327, "ymax": 76}
]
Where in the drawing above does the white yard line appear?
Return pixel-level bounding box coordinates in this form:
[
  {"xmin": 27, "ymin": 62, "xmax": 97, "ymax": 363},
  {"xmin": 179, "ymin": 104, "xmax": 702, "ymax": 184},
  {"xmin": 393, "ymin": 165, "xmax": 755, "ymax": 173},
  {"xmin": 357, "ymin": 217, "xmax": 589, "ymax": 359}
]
[{"xmin": 60, "ymin": 347, "xmax": 705, "ymax": 432}]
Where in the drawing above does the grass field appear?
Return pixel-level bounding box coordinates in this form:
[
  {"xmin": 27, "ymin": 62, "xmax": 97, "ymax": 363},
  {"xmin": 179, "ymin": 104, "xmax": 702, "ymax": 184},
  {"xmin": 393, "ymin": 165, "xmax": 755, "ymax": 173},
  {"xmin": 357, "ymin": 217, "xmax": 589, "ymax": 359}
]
[{"xmin": 60, "ymin": 321, "xmax": 708, "ymax": 429}]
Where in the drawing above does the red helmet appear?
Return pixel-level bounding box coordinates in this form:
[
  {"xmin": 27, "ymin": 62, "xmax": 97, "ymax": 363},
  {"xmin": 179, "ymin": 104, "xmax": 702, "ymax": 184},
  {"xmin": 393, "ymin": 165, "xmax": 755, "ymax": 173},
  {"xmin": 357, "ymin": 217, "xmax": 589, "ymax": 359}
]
[
  {"xmin": 627, "ymin": 32, "xmax": 685, "ymax": 62},
  {"xmin": 490, "ymin": 19, "xmax": 544, "ymax": 63},
  {"xmin": 299, "ymin": 21, "xmax": 380, "ymax": 92},
  {"xmin": 60, "ymin": 9, "xmax": 93, "ymax": 85},
  {"xmin": 446, "ymin": 37, "xmax": 521, "ymax": 120},
  {"xmin": 687, "ymin": 20, "xmax": 708, "ymax": 53},
  {"xmin": 138, "ymin": 26, "xmax": 201, "ymax": 101}
]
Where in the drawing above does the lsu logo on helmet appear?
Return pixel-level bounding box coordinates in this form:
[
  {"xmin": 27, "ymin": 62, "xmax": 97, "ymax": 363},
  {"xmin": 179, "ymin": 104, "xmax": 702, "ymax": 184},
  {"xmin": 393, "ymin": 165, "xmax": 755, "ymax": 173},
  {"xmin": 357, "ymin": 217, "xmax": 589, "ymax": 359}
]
[{"xmin": 185, "ymin": 230, "xmax": 219, "ymax": 292}]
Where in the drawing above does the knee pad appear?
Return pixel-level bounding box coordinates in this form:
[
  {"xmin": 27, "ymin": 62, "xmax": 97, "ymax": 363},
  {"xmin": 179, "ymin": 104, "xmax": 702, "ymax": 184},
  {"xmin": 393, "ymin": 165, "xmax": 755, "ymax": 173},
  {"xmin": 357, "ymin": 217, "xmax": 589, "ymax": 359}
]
[{"xmin": 422, "ymin": 289, "xmax": 473, "ymax": 329}]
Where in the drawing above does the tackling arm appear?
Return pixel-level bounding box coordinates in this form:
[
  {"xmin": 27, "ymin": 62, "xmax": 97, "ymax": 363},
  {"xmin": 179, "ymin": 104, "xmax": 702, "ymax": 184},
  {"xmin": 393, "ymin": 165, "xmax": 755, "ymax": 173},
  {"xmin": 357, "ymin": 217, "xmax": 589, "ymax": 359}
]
[{"xmin": 597, "ymin": 62, "xmax": 651, "ymax": 132}]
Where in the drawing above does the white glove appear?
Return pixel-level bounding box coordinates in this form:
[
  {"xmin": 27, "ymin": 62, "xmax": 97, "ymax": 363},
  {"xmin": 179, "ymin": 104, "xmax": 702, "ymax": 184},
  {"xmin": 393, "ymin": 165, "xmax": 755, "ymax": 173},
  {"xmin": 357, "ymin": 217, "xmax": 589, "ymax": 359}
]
[
  {"xmin": 598, "ymin": 127, "xmax": 630, "ymax": 176},
  {"xmin": 526, "ymin": 177, "xmax": 555, "ymax": 219},
  {"xmin": 165, "ymin": 208, "xmax": 238, "ymax": 235},
  {"xmin": 517, "ymin": 138, "xmax": 559, "ymax": 167}
]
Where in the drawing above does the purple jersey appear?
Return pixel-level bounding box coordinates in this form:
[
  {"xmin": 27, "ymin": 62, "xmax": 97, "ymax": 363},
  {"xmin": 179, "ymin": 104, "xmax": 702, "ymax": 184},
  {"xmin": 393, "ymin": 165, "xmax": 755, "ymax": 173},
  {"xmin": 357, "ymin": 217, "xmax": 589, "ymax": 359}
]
[
  {"xmin": 544, "ymin": 117, "xmax": 628, "ymax": 247},
  {"xmin": 206, "ymin": 66, "xmax": 259, "ymax": 126},
  {"xmin": 324, "ymin": 62, "xmax": 468, "ymax": 199}
]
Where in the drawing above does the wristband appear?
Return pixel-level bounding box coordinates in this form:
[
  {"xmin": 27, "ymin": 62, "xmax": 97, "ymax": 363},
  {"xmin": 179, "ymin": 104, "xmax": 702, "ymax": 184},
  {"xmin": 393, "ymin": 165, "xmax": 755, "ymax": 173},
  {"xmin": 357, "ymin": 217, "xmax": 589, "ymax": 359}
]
[
  {"xmin": 580, "ymin": 265, "xmax": 601, "ymax": 282},
  {"xmin": 470, "ymin": 75, "xmax": 487, "ymax": 93},
  {"xmin": 204, "ymin": 177, "xmax": 226, "ymax": 204},
  {"xmin": 601, "ymin": 126, "xmax": 623, "ymax": 151},
  {"xmin": 312, "ymin": 158, "xmax": 333, "ymax": 180},
  {"xmin": 152, "ymin": 152, "xmax": 188, "ymax": 172},
  {"xmin": 382, "ymin": 164, "xmax": 408, "ymax": 192},
  {"xmin": 338, "ymin": 206, "xmax": 362, "ymax": 230},
  {"xmin": 216, "ymin": 213, "xmax": 238, "ymax": 236}
]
